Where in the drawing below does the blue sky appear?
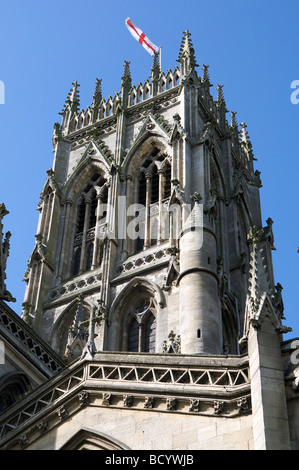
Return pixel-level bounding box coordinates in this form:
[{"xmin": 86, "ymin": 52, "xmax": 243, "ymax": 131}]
[{"xmin": 0, "ymin": 0, "xmax": 298, "ymax": 339}]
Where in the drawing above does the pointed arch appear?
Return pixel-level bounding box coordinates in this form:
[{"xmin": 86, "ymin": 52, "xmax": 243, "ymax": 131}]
[
  {"xmin": 107, "ymin": 277, "xmax": 165, "ymax": 352},
  {"xmin": 62, "ymin": 158, "xmax": 110, "ymax": 203},
  {"xmin": 59, "ymin": 428, "xmax": 130, "ymax": 450},
  {"xmin": 121, "ymin": 123, "xmax": 172, "ymax": 177},
  {"xmin": 49, "ymin": 297, "xmax": 95, "ymax": 356}
]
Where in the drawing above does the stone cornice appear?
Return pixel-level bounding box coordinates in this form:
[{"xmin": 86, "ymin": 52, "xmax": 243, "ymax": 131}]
[{"xmin": 0, "ymin": 352, "xmax": 251, "ymax": 449}]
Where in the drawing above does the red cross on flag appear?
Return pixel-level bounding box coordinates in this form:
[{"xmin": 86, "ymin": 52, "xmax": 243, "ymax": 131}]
[{"xmin": 125, "ymin": 18, "xmax": 159, "ymax": 57}]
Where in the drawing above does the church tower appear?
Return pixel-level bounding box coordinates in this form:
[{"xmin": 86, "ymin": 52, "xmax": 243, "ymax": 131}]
[
  {"xmin": 22, "ymin": 30, "xmax": 281, "ymax": 361},
  {"xmin": 0, "ymin": 29, "xmax": 296, "ymax": 452}
]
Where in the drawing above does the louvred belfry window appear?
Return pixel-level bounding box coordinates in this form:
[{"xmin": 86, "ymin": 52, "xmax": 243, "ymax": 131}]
[
  {"xmin": 135, "ymin": 149, "xmax": 171, "ymax": 253},
  {"xmin": 72, "ymin": 173, "xmax": 108, "ymax": 276}
]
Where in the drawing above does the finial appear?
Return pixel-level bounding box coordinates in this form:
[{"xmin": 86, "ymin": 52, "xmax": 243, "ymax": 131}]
[
  {"xmin": 240, "ymin": 122, "xmax": 250, "ymax": 143},
  {"xmin": 92, "ymin": 78, "xmax": 102, "ymax": 107},
  {"xmin": 67, "ymin": 81, "xmax": 80, "ymax": 105},
  {"xmin": 60, "ymin": 81, "xmax": 80, "ymax": 116},
  {"xmin": 0, "ymin": 203, "xmax": 9, "ymax": 221},
  {"xmin": 230, "ymin": 111, "xmax": 238, "ymax": 128},
  {"xmin": 122, "ymin": 60, "xmax": 131, "ymax": 83},
  {"xmin": 0, "ymin": 204, "xmax": 16, "ymax": 302},
  {"xmin": 177, "ymin": 30, "xmax": 198, "ymax": 72},
  {"xmin": 216, "ymin": 84, "xmax": 226, "ymax": 106},
  {"xmin": 202, "ymin": 64, "xmax": 211, "ymax": 84},
  {"xmin": 190, "ymin": 192, "xmax": 202, "ymax": 203},
  {"xmin": 152, "ymin": 51, "xmax": 160, "ymax": 72}
]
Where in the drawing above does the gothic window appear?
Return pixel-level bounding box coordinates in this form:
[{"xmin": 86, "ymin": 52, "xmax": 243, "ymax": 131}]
[
  {"xmin": 151, "ymin": 166, "xmax": 159, "ymax": 204},
  {"xmin": 134, "ymin": 150, "xmax": 171, "ymax": 253},
  {"xmin": 128, "ymin": 319, "xmax": 139, "ymax": 352},
  {"xmin": 86, "ymin": 243, "xmax": 94, "ymax": 271},
  {"xmin": 89, "ymin": 191, "xmax": 97, "ymax": 228},
  {"xmin": 0, "ymin": 373, "xmax": 30, "ymax": 413},
  {"xmin": 138, "ymin": 173, "xmax": 146, "ymax": 206},
  {"xmin": 163, "ymin": 163, "xmax": 171, "ymax": 199},
  {"xmin": 124, "ymin": 297, "xmax": 157, "ymax": 353},
  {"xmin": 72, "ymin": 173, "xmax": 108, "ymax": 276},
  {"xmin": 144, "ymin": 314, "xmax": 156, "ymax": 353},
  {"xmin": 73, "ymin": 248, "xmax": 81, "ymax": 276},
  {"xmin": 77, "ymin": 199, "xmax": 86, "ymax": 234}
]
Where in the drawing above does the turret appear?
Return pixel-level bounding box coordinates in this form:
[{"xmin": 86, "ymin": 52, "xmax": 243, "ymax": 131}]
[{"xmin": 178, "ymin": 194, "xmax": 222, "ymax": 354}]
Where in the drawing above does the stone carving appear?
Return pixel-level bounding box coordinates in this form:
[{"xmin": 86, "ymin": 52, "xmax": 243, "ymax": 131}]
[
  {"xmin": 189, "ymin": 399, "xmax": 200, "ymax": 413},
  {"xmin": 57, "ymin": 406, "xmax": 68, "ymax": 420},
  {"xmin": 144, "ymin": 396, "xmax": 154, "ymax": 409},
  {"xmin": 102, "ymin": 393, "xmax": 112, "ymax": 406},
  {"xmin": 18, "ymin": 433, "xmax": 29, "ymax": 449},
  {"xmin": 237, "ymin": 397, "xmax": 249, "ymax": 414},
  {"xmin": 166, "ymin": 397, "xmax": 177, "ymax": 411},
  {"xmin": 213, "ymin": 401, "xmax": 224, "ymax": 415},
  {"xmin": 0, "ymin": 204, "xmax": 15, "ymax": 302},
  {"xmin": 36, "ymin": 420, "xmax": 49, "ymax": 434},
  {"xmin": 78, "ymin": 390, "xmax": 89, "ymax": 407},
  {"xmin": 123, "ymin": 395, "xmax": 133, "ymax": 407},
  {"xmin": 162, "ymin": 330, "xmax": 181, "ymax": 354}
]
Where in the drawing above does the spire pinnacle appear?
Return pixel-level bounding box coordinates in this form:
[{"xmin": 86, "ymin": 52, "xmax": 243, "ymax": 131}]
[
  {"xmin": 177, "ymin": 30, "xmax": 198, "ymax": 76},
  {"xmin": 122, "ymin": 60, "xmax": 132, "ymax": 85},
  {"xmin": 121, "ymin": 61, "xmax": 132, "ymax": 109},
  {"xmin": 202, "ymin": 64, "xmax": 211, "ymax": 85},
  {"xmin": 240, "ymin": 122, "xmax": 250, "ymax": 143},
  {"xmin": 61, "ymin": 81, "xmax": 80, "ymax": 115},
  {"xmin": 151, "ymin": 51, "xmax": 160, "ymax": 75},
  {"xmin": 67, "ymin": 81, "xmax": 80, "ymax": 105},
  {"xmin": 216, "ymin": 84, "xmax": 226, "ymax": 106},
  {"xmin": 230, "ymin": 111, "xmax": 238, "ymax": 128},
  {"xmin": 92, "ymin": 78, "xmax": 102, "ymax": 107}
]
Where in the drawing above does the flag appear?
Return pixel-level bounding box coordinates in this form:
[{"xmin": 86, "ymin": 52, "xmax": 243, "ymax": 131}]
[{"xmin": 125, "ymin": 17, "xmax": 159, "ymax": 57}]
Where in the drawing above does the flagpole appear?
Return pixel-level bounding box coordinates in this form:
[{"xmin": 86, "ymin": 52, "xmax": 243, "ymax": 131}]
[{"xmin": 159, "ymin": 46, "xmax": 162, "ymax": 70}]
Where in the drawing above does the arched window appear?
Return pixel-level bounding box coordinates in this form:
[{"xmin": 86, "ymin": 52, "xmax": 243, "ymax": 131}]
[
  {"xmin": 0, "ymin": 373, "xmax": 31, "ymax": 413},
  {"xmin": 151, "ymin": 166, "xmax": 159, "ymax": 204},
  {"xmin": 144, "ymin": 314, "xmax": 156, "ymax": 352},
  {"xmin": 138, "ymin": 173, "xmax": 146, "ymax": 206},
  {"xmin": 86, "ymin": 243, "xmax": 94, "ymax": 271},
  {"xmin": 124, "ymin": 297, "xmax": 157, "ymax": 353},
  {"xmin": 72, "ymin": 173, "xmax": 108, "ymax": 276},
  {"xmin": 89, "ymin": 191, "xmax": 97, "ymax": 228},
  {"xmin": 163, "ymin": 163, "xmax": 171, "ymax": 199},
  {"xmin": 128, "ymin": 319, "xmax": 139, "ymax": 352},
  {"xmin": 77, "ymin": 199, "xmax": 86, "ymax": 234},
  {"xmin": 134, "ymin": 152, "xmax": 172, "ymax": 253},
  {"xmin": 73, "ymin": 248, "xmax": 81, "ymax": 276}
]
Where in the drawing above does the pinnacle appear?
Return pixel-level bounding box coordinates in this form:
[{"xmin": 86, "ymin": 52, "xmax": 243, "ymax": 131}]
[
  {"xmin": 239, "ymin": 122, "xmax": 250, "ymax": 143},
  {"xmin": 202, "ymin": 64, "xmax": 211, "ymax": 83},
  {"xmin": 67, "ymin": 81, "xmax": 80, "ymax": 105},
  {"xmin": 122, "ymin": 60, "xmax": 132, "ymax": 82},
  {"xmin": 216, "ymin": 84, "xmax": 226, "ymax": 105},
  {"xmin": 60, "ymin": 81, "xmax": 80, "ymax": 115},
  {"xmin": 151, "ymin": 51, "xmax": 160, "ymax": 73},
  {"xmin": 177, "ymin": 29, "xmax": 198, "ymax": 68},
  {"xmin": 230, "ymin": 111, "xmax": 238, "ymax": 128},
  {"xmin": 92, "ymin": 78, "xmax": 102, "ymax": 106}
]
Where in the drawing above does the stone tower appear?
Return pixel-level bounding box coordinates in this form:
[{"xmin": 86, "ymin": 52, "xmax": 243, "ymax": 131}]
[
  {"xmin": 2, "ymin": 30, "xmax": 291, "ymax": 450},
  {"xmin": 22, "ymin": 30, "xmax": 280, "ymax": 361}
]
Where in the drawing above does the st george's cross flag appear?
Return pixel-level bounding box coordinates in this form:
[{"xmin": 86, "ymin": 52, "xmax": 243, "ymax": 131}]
[{"xmin": 125, "ymin": 18, "xmax": 159, "ymax": 57}]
